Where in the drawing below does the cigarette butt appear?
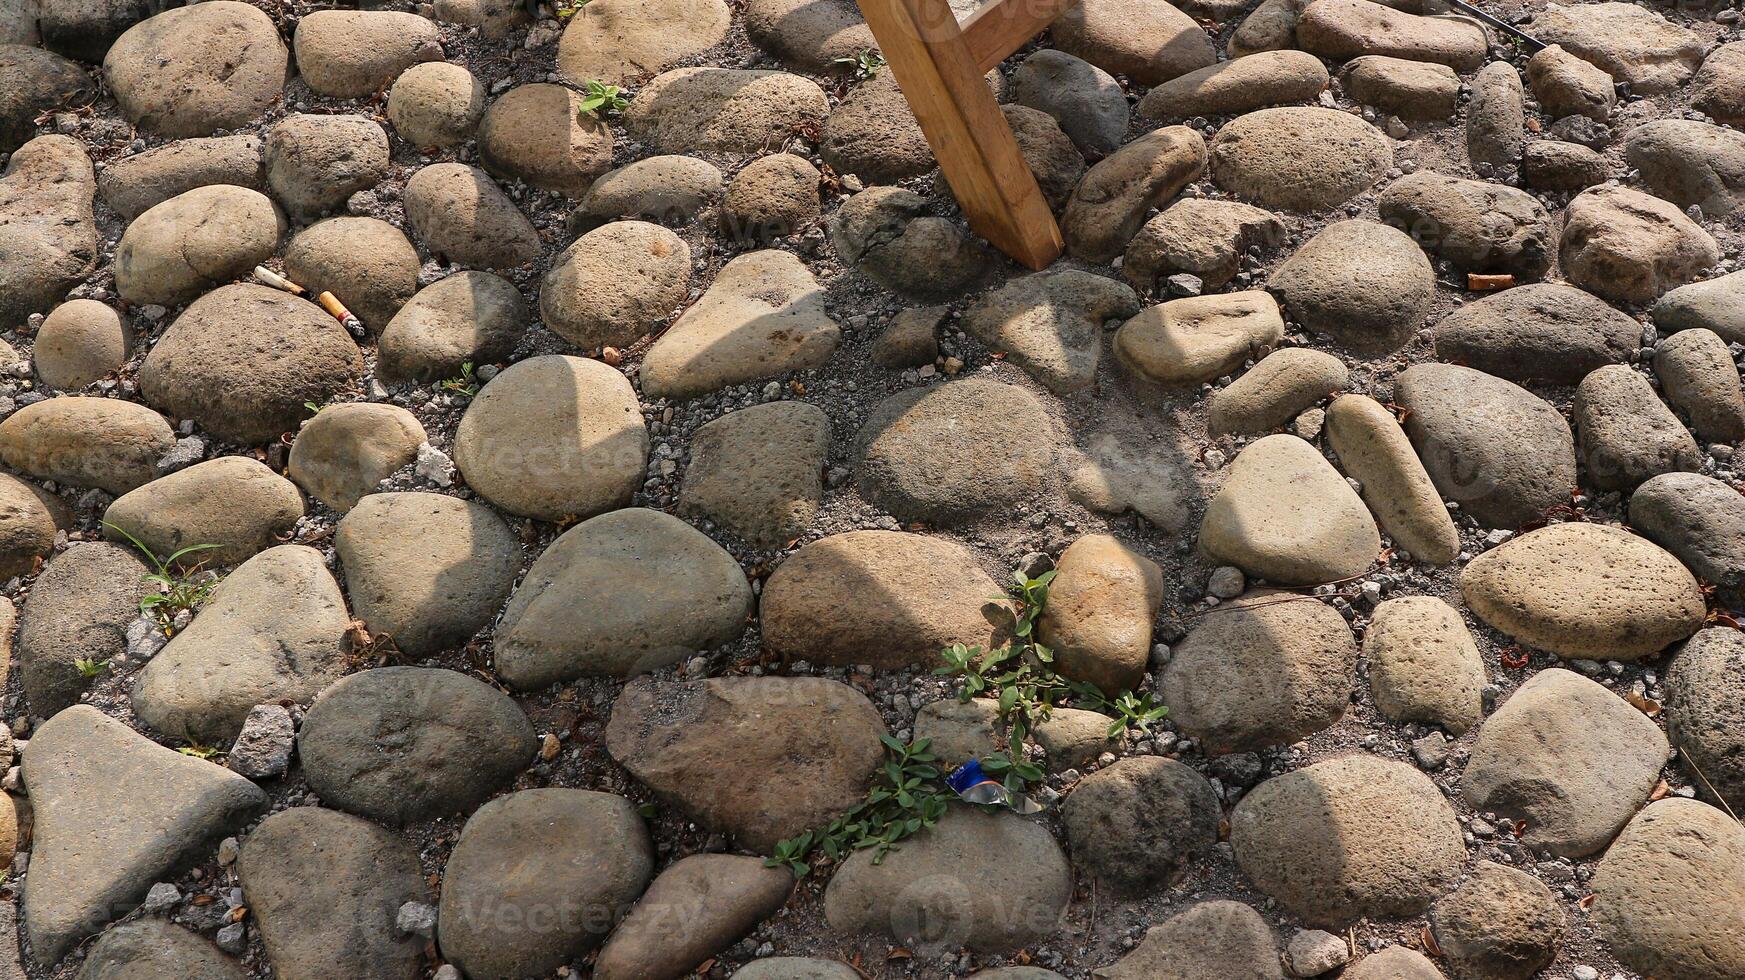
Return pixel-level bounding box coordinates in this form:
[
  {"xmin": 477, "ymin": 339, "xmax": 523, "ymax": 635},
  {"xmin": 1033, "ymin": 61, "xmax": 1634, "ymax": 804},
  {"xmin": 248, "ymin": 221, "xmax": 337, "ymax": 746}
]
[
  {"xmin": 315, "ymin": 291, "xmax": 350, "ymax": 321},
  {"xmin": 316, "ymin": 291, "xmax": 367, "ymax": 339},
  {"xmin": 253, "ymin": 266, "xmax": 305, "ymax": 295},
  {"xmin": 1467, "ymin": 273, "xmax": 1514, "ymax": 292}
]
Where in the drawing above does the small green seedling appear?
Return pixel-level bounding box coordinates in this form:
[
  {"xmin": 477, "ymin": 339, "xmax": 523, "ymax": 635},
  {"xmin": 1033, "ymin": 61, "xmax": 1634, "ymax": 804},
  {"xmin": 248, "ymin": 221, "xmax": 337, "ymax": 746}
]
[
  {"xmin": 578, "ymin": 80, "xmax": 629, "ymax": 118},
  {"xmin": 553, "ymin": 0, "xmax": 593, "ymax": 18},
  {"xmin": 438, "ymin": 361, "xmax": 480, "ymax": 397},
  {"xmin": 833, "ymin": 48, "xmax": 886, "ymax": 82},
  {"xmin": 177, "ymin": 742, "xmax": 222, "ymax": 760},
  {"xmin": 102, "ymin": 521, "xmax": 222, "ymax": 629},
  {"xmin": 73, "ymin": 656, "xmax": 106, "ymax": 678},
  {"xmin": 1091, "ymin": 690, "xmax": 1171, "ymax": 739}
]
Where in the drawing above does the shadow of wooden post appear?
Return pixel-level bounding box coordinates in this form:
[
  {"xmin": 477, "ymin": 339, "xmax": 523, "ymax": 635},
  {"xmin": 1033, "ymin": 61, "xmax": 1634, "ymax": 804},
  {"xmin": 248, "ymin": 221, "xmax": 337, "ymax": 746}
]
[{"xmin": 855, "ymin": 0, "xmax": 1078, "ymax": 271}]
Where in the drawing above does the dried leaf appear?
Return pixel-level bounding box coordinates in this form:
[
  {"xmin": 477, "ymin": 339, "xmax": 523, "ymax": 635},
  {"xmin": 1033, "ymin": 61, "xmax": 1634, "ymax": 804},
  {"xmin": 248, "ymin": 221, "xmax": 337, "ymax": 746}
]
[
  {"xmin": 886, "ymin": 947, "xmax": 912, "ymax": 961},
  {"xmin": 1420, "ymin": 924, "xmax": 1442, "ymax": 956},
  {"xmin": 1626, "ymin": 691, "xmax": 1663, "ymax": 717},
  {"xmin": 1649, "ymin": 779, "xmax": 1671, "ymax": 801}
]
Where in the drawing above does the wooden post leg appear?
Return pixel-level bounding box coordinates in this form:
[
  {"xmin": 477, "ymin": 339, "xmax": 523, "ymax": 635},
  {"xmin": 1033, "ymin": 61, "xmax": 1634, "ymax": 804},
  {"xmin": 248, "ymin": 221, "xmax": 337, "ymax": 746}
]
[{"xmin": 855, "ymin": 0, "xmax": 1064, "ymax": 271}]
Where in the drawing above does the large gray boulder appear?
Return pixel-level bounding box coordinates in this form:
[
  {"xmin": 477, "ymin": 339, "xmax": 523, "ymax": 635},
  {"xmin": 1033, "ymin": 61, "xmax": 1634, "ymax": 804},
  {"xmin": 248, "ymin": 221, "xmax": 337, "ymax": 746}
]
[
  {"xmin": 376, "ymin": 271, "xmax": 529, "ymax": 384},
  {"xmin": 1530, "ymin": 1, "xmax": 1704, "ymax": 94},
  {"xmin": 76, "ymin": 919, "xmax": 247, "ymax": 980},
  {"xmin": 1267, "ymin": 219, "xmax": 1432, "ymax": 353},
  {"xmin": 606, "ymin": 675, "xmax": 883, "ymax": 852},
  {"xmin": 1575, "ymin": 364, "xmax": 1701, "ymax": 489},
  {"xmin": 592, "ymin": 854, "xmax": 792, "ymax": 980},
  {"xmin": 1463, "ymin": 668, "xmax": 1669, "ymax": 857},
  {"xmin": 403, "ymin": 163, "xmax": 542, "ymax": 270},
  {"xmin": 1654, "ymin": 269, "xmax": 1745, "ymax": 344},
  {"xmin": 102, "ymin": 456, "xmax": 304, "ymax": 569},
  {"xmin": 824, "ymin": 808, "xmax": 1071, "ymax": 953},
  {"xmin": 299, "ymin": 667, "xmax": 536, "ymax": 824},
  {"xmin": 133, "ymin": 546, "xmax": 352, "ymax": 743},
  {"xmin": 1560, "ymin": 185, "xmax": 1719, "ymax": 305},
  {"xmin": 264, "ymin": 114, "xmax": 390, "ymax": 223},
  {"xmin": 292, "ymin": 10, "xmax": 442, "ymax": 99},
  {"xmin": 539, "ymin": 221, "xmax": 690, "ymax": 350},
  {"xmin": 1590, "ymin": 799, "xmax": 1745, "ymax": 980},
  {"xmin": 1093, "ymin": 901, "xmax": 1282, "ymax": 980},
  {"xmin": 0, "ymin": 397, "xmax": 172, "ymax": 495},
  {"xmin": 960, "ymin": 270, "xmax": 1139, "ymax": 394},
  {"xmin": 439, "ymin": 790, "xmax": 654, "ymax": 978},
  {"xmin": 760, "ymin": 530, "xmax": 1013, "ymax": 669},
  {"xmin": 238, "ymin": 807, "xmax": 425, "ymax": 980},
  {"xmin": 1063, "ymin": 758, "xmax": 1219, "ymax": 893},
  {"xmin": 1230, "ymin": 755, "xmax": 1464, "ymax": 926},
  {"xmin": 138, "ymin": 284, "xmax": 363, "ymax": 446},
  {"xmin": 639, "ymin": 249, "xmax": 839, "ymax": 399},
  {"xmin": 624, "ymin": 68, "xmax": 827, "ymax": 155},
  {"xmin": 0, "ymin": 136, "xmax": 96, "ymax": 330},
  {"xmin": 1428, "ymin": 862, "xmax": 1563, "ymax": 980},
  {"xmin": 452, "ymin": 354, "xmax": 647, "ymax": 521},
  {"xmin": 1051, "ymin": 0, "xmax": 1214, "ymax": 86},
  {"xmin": 96, "ymin": 134, "xmax": 266, "ymax": 221},
  {"xmin": 855, "ymin": 378, "xmax": 1058, "ymax": 527},
  {"xmin": 103, "ymin": 2, "xmax": 288, "ymax": 137},
  {"xmin": 1630, "ymin": 472, "xmax": 1745, "ymax": 596},
  {"xmin": 17, "ymin": 543, "xmax": 147, "ymax": 718},
  {"xmin": 1393, "ymin": 364, "xmax": 1576, "ymax": 529},
  {"xmin": 1429, "ymin": 283, "xmax": 1638, "ymax": 385},
  {"xmin": 1362, "ymin": 596, "xmax": 1485, "ymax": 735},
  {"xmin": 494, "ymin": 508, "xmax": 752, "ymax": 686},
  {"xmin": 335, "ymin": 492, "xmax": 519, "ymax": 657},
  {"xmin": 1209, "ymin": 107, "xmax": 1390, "ymax": 212},
  {"xmin": 24, "ymin": 706, "xmax": 267, "ymax": 967},
  {"xmin": 1162, "ymin": 590, "xmax": 1356, "ymax": 753},
  {"xmin": 115, "ymin": 185, "xmax": 284, "ymax": 308},
  {"xmin": 1198, "ymin": 434, "xmax": 1379, "ymax": 585},
  {"xmin": 1377, "ymin": 173, "xmax": 1552, "ymax": 278},
  {"xmin": 1663, "ymin": 629, "xmax": 1745, "ymax": 817},
  {"xmin": 0, "ymin": 45, "xmax": 93, "ymax": 154},
  {"xmin": 678, "ymin": 401, "xmax": 830, "ymax": 548}
]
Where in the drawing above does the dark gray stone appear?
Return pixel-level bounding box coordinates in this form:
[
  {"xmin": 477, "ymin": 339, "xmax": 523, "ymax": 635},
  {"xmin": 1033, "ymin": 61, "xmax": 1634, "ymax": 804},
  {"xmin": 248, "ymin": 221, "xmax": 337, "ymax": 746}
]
[
  {"xmin": 18, "ymin": 543, "xmax": 149, "ymax": 718},
  {"xmin": 1630, "ymin": 472, "xmax": 1745, "ymax": 596},
  {"xmin": 238, "ymin": 807, "xmax": 425, "ymax": 980},
  {"xmin": 299, "ymin": 667, "xmax": 536, "ymax": 825},
  {"xmin": 24, "ymin": 706, "xmax": 267, "ymax": 967},
  {"xmin": 439, "ymin": 789, "xmax": 654, "ymax": 979}
]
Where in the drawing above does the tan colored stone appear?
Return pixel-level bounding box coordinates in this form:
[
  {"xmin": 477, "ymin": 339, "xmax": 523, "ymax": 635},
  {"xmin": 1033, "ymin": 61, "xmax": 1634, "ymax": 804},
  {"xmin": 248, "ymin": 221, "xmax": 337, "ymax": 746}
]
[
  {"xmin": 1363, "ymin": 596, "xmax": 1484, "ymax": 734},
  {"xmin": 1325, "ymin": 394, "xmax": 1459, "ymax": 564},
  {"xmin": 1114, "ymin": 291, "xmax": 1284, "ymax": 386},
  {"xmin": 1039, "ymin": 535, "xmax": 1163, "ymax": 695},
  {"xmin": 1199, "ymin": 434, "xmax": 1379, "ymax": 586},
  {"xmin": 1461, "ymin": 522, "xmax": 1705, "ymax": 661},
  {"xmin": 761, "ymin": 531, "xmax": 1012, "ymax": 669}
]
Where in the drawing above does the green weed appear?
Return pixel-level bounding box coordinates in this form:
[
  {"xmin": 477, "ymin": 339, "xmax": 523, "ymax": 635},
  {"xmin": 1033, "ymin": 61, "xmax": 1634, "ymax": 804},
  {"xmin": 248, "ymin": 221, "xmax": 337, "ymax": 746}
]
[
  {"xmin": 437, "ymin": 361, "xmax": 480, "ymax": 397},
  {"xmin": 102, "ymin": 521, "xmax": 222, "ymax": 630}
]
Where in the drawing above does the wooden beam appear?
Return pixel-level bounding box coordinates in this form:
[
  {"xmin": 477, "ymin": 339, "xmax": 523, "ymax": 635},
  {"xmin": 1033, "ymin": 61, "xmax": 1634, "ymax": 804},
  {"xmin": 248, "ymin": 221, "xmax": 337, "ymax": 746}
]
[
  {"xmin": 959, "ymin": 0, "xmax": 1081, "ymax": 74},
  {"xmin": 855, "ymin": 0, "xmax": 1064, "ymax": 271}
]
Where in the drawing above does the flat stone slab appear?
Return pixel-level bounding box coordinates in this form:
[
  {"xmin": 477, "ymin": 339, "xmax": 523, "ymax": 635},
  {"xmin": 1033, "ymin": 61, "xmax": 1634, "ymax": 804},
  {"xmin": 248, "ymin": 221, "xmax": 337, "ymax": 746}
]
[
  {"xmin": 1463, "ymin": 668, "xmax": 1669, "ymax": 857},
  {"xmin": 24, "ymin": 706, "xmax": 267, "ymax": 967}
]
